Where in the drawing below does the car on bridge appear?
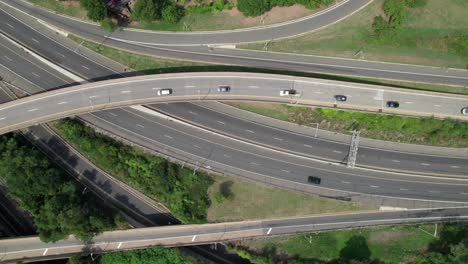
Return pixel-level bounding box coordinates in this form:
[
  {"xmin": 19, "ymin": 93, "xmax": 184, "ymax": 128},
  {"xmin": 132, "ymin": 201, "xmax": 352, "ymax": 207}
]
[
  {"xmin": 217, "ymin": 86, "xmax": 231, "ymax": 92},
  {"xmin": 386, "ymin": 101, "xmax": 399, "ymax": 108},
  {"xmin": 157, "ymin": 89, "xmax": 172, "ymax": 96},
  {"xmin": 280, "ymin": 89, "xmax": 297, "ymax": 96},
  {"xmin": 308, "ymin": 176, "xmax": 321, "ymax": 184}
]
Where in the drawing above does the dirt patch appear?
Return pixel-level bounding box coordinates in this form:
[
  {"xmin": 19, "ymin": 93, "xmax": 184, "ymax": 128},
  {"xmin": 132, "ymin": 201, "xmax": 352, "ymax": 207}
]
[
  {"xmin": 368, "ymin": 230, "xmax": 409, "ymax": 244},
  {"xmin": 223, "ymin": 4, "xmax": 315, "ymax": 28}
]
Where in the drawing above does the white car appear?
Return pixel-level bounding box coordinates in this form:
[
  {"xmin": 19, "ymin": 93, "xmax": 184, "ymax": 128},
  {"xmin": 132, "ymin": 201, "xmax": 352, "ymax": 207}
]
[
  {"xmin": 462, "ymin": 107, "xmax": 468, "ymax": 115},
  {"xmin": 280, "ymin": 89, "xmax": 296, "ymax": 96},
  {"xmin": 157, "ymin": 89, "xmax": 172, "ymax": 96}
]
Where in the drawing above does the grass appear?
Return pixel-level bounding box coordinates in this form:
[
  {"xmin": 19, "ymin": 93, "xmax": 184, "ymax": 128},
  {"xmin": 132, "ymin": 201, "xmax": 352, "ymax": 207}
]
[
  {"xmin": 235, "ymin": 223, "xmax": 444, "ymax": 263},
  {"xmin": 207, "ymin": 175, "xmax": 370, "ymax": 222},
  {"xmin": 28, "ymin": 0, "xmax": 87, "ymax": 19},
  {"xmin": 241, "ymin": 0, "xmax": 468, "ymax": 69},
  {"xmin": 226, "ymin": 102, "xmax": 468, "ymax": 147},
  {"xmin": 68, "ymin": 35, "xmax": 467, "ymax": 95}
]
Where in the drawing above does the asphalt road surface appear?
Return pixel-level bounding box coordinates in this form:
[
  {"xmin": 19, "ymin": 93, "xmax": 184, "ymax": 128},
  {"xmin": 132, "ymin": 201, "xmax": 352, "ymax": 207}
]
[
  {"xmin": 1, "ymin": 0, "xmax": 468, "ymax": 86},
  {"xmin": 3, "ymin": 0, "xmax": 372, "ymax": 45},
  {"xmin": 149, "ymin": 102, "xmax": 468, "ymax": 177},
  {"xmin": 1, "ymin": 72, "xmax": 467, "ymax": 135},
  {"xmin": 1, "ymin": 207, "xmax": 468, "ymax": 263}
]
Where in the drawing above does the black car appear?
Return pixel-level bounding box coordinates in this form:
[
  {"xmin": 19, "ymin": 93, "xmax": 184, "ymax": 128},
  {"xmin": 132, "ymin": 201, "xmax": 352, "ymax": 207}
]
[
  {"xmin": 386, "ymin": 101, "xmax": 400, "ymax": 108},
  {"xmin": 334, "ymin": 95, "xmax": 347, "ymax": 102},
  {"xmin": 308, "ymin": 176, "xmax": 321, "ymax": 184},
  {"xmin": 217, "ymin": 86, "xmax": 231, "ymax": 92}
]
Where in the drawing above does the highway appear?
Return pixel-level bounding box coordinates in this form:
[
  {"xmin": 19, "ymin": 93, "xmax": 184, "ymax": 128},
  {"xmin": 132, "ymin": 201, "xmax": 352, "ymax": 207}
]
[
  {"xmin": 2, "ymin": 0, "xmax": 468, "ymax": 86},
  {"xmin": 150, "ymin": 102, "xmax": 468, "ymax": 177},
  {"xmin": 1, "ymin": 72, "xmax": 468, "ymax": 205},
  {"xmin": 1, "ymin": 72, "xmax": 467, "ymax": 135},
  {"xmin": 1, "ymin": 207, "xmax": 468, "ymax": 263}
]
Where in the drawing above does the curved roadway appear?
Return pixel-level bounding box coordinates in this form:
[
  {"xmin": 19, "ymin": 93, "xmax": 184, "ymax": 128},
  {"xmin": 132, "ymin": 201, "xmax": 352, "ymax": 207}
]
[
  {"xmin": 2, "ymin": 0, "xmax": 468, "ymax": 86},
  {"xmin": 1, "ymin": 72, "xmax": 467, "ymax": 135},
  {"xmin": 3, "ymin": 0, "xmax": 372, "ymax": 45}
]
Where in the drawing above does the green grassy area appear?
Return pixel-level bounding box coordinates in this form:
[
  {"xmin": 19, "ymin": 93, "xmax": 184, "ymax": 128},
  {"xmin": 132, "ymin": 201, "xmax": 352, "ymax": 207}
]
[
  {"xmin": 226, "ymin": 102, "xmax": 468, "ymax": 147},
  {"xmin": 28, "ymin": 0, "xmax": 87, "ymax": 19},
  {"xmin": 241, "ymin": 0, "xmax": 468, "ymax": 69},
  {"xmin": 233, "ymin": 222, "xmax": 468, "ymax": 264},
  {"xmin": 207, "ymin": 175, "xmax": 370, "ymax": 222},
  {"xmin": 69, "ymin": 35, "xmax": 467, "ymax": 95}
]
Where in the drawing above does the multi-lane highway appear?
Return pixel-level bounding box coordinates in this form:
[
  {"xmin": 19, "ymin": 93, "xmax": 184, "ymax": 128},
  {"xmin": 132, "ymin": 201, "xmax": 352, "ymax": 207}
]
[
  {"xmin": 1, "ymin": 72, "xmax": 467, "ymax": 135},
  {"xmin": 2, "ymin": 0, "xmax": 468, "ymax": 86},
  {"xmin": 1, "ymin": 72, "xmax": 468, "ymax": 206},
  {"xmin": 1, "ymin": 207, "xmax": 468, "ymax": 263}
]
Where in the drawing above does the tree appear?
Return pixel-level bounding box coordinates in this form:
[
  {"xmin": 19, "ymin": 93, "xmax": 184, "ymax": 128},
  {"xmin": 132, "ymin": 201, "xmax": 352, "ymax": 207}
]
[
  {"xmin": 133, "ymin": 0, "xmax": 163, "ymax": 22},
  {"xmin": 162, "ymin": 4, "xmax": 184, "ymax": 24},
  {"xmin": 237, "ymin": 0, "xmax": 271, "ymax": 17},
  {"xmin": 85, "ymin": 0, "xmax": 107, "ymax": 22}
]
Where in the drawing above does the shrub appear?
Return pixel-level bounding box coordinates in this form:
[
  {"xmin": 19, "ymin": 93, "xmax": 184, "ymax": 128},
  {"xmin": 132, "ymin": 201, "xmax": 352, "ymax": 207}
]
[
  {"xmin": 162, "ymin": 4, "xmax": 185, "ymax": 23},
  {"xmin": 133, "ymin": 0, "xmax": 164, "ymax": 22},
  {"xmin": 237, "ymin": 0, "xmax": 271, "ymax": 17},
  {"xmin": 85, "ymin": 0, "xmax": 107, "ymax": 22}
]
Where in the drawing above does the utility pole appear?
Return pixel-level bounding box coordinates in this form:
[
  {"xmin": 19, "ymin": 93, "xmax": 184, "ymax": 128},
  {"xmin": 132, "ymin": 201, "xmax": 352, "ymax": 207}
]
[{"xmin": 347, "ymin": 130, "xmax": 360, "ymax": 168}]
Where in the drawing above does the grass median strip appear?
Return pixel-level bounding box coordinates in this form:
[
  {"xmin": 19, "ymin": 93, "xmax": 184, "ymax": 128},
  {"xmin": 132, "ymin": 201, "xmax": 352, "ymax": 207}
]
[
  {"xmin": 226, "ymin": 102, "xmax": 468, "ymax": 147},
  {"xmin": 69, "ymin": 35, "xmax": 467, "ymax": 95}
]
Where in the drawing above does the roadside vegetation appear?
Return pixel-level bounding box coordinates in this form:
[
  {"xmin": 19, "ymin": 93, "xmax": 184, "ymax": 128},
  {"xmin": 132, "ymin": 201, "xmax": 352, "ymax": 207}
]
[
  {"xmin": 229, "ymin": 222, "xmax": 468, "ymax": 264},
  {"xmin": 68, "ymin": 247, "xmax": 201, "ymax": 264},
  {"xmin": 69, "ymin": 35, "xmax": 467, "ymax": 95},
  {"xmin": 29, "ymin": 0, "xmax": 336, "ymax": 31},
  {"xmin": 53, "ymin": 119, "xmax": 213, "ymax": 224},
  {"xmin": 226, "ymin": 102, "xmax": 468, "ymax": 147},
  {"xmin": 242, "ymin": 0, "xmax": 468, "ymax": 69},
  {"xmin": 0, "ymin": 134, "xmax": 124, "ymax": 242}
]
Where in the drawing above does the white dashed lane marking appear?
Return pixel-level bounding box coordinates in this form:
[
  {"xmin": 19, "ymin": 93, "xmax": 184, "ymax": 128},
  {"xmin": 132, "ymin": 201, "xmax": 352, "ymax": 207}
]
[
  {"xmin": 217, "ymin": 121, "xmax": 225, "ymax": 125},
  {"xmin": 400, "ymin": 188, "xmax": 409, "ymax": 191},
  {"xmin": 274, "ymin": 137, "xmax": 283, "ymax": 141},
  {"xmin": 57, "ymin": 101, "xmax": 68, "ymax": 105},
  {"xmin": 245, "ymin": 129, "xmax": 255, "ymax": 133},
  {"xmin": 81, "ymin": 65, "xmax": 90, "ymax": 70},
  {"xmin": 164, "ymin": 135, "xmax": 173, "ymax": 139},
  {"xmin": 27, "ymin": 108, "xmax": 38, "ymax": 112},
  {"xmin": 120, "ymin": 90, "xmax": 131, "ymax": 94},
  {"xmin": 136, "ymin": 124, "xmax": 144, "ymax": 128},
  {"xmin": 370, "ymin": 185, "xmax": 379, "ymax": 188},
  {"xmin": 6, "ymin": 23, "xmax": 14, "ymax": 28},
  {"xmin": 332, "ymin": 150, "xmax": 342, "ymax": 154},
  {"xmin": 392, "ymin": 160, "xmax": 400, "ymax": 163},
  {"xmin": 4, "ymin": 56, "xmax": 12, "ymax": 61},
  {"xmin": 32, "ymin": 72, "xmax": 40, "ymax": 77},
  {"xmin": 303, "ymin": 144, "xmax": 312, "ymax": 148},
  {"xmin": 450, "ymin": 166, "xmax": 460, "ymax": 169},
  {"xmin": 420, "ymin": 163, "xmax": 431, "ymax": 166},
  {"xmin": 32, "ymin": 38, "xmax": 39, "ymax": 43}
]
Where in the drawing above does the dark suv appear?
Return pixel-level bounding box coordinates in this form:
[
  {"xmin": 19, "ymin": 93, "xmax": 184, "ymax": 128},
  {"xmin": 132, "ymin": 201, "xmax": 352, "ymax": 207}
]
[{"xmin": 308, "ymin": 176, "xmax": 321, "ymax": 184}]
